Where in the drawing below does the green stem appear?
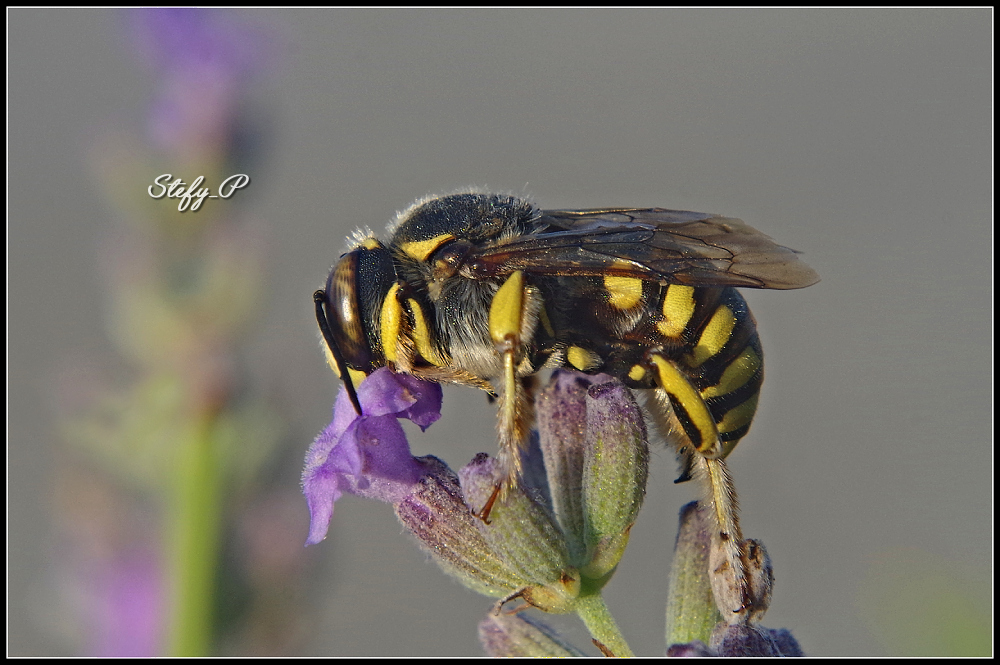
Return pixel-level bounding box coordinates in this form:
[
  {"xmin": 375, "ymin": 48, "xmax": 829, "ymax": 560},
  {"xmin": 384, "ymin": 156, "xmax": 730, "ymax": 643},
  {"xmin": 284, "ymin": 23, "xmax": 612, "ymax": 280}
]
[
  {"xmin": 166, "ymin": 414, "xmax": 223, "ymax": 656},
  {"xmin": 575, "ymin": 590, "xmax": 634, "ymax": 658}
]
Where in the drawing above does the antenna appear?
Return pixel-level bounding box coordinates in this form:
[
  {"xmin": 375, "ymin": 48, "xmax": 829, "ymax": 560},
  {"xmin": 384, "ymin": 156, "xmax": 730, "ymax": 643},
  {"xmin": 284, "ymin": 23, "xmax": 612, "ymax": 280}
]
[{"xmin": 313, "ymin": 289, "xmax": 363, "ymax": 415}]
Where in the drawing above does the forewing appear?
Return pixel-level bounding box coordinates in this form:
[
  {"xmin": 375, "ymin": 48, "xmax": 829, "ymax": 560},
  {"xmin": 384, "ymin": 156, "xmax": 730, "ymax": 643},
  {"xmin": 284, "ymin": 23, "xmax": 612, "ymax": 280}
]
[{"xmin": 466, "ymin": 208, "xmax": 819, "ymax": 289}]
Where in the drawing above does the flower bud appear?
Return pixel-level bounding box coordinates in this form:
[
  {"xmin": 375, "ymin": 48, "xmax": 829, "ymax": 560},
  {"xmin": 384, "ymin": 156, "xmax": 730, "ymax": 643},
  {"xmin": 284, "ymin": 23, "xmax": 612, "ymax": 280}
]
[
  {"xmin": 580, "ymin": 379, "xmax": 649, "ymax": 580},
  {"xmin": 478, "ymin": 612, "xmax": 585, "ymax": 657},
  {"xmin": 710, "ymin": 623, "xmax": 803, "ymax": 657},
  {"xmin": 665, "ymin": 501, "xmax": 724, "ymax": 647},
  {"xmin": 666, "ymin": 502, "xmax": 802, "ymax": 656},
  {"xmin": 536, "ymin": 371, "xmax": 649, "ymax": 583},
  {"xmin": 459, "ymin": 454, "xmax": 580, "ymax": 613},
  {"xmin": 394, "ymin": 456, "xmax": 522, "ymax": 599}
]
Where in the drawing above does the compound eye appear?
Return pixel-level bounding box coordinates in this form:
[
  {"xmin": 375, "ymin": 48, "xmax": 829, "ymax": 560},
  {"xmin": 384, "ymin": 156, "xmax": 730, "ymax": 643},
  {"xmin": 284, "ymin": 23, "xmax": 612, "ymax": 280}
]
[{"xmin": 326, "ymin": 252, "xmax": 376, "ymax": 371}]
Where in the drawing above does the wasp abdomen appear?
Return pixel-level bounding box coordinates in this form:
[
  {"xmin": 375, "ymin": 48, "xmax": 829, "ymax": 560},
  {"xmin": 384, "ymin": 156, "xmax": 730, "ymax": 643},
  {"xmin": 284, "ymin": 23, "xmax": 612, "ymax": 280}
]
[{"xmin": 532, "ymin": 277, "xmax": 763, "ymax": 460}]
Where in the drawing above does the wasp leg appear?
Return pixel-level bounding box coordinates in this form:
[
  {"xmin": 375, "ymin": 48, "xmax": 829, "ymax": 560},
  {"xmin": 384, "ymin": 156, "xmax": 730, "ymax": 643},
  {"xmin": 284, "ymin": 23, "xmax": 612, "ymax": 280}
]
[
  {"xmin": 477, "ymin": 482, "xmax": 504, "ymax": 526},
  {"xmin": 648, "ymin": 352, "xmax": 754, "ymax": 617},
  {"xmin": 697, "ymin": 455, "xmax": 754, "ymax": 617},
  {"xmin": 477, "ymin": 270, "xmax": 536, "ymax": 522}
]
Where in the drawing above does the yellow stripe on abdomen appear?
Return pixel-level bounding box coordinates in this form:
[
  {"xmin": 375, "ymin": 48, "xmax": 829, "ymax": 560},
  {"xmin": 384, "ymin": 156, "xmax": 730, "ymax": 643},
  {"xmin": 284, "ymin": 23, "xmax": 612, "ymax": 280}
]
[
  {"xmin": 701, "ymin": 347, "xmax": 761, "ymax": 399},
  {"xmin": 717, "ymin": 393, "xmax": 759, "ymax": 435},
  {"xmin": 687, "ymin": 304, "xmax": 736, "ymax": 367},
  {"xmin": 604, "ymin": 275, "xmax": 644, "ymax": 310},
  {"xmin": 716, "ymin": 393, "xmax": 760, "ymax": 458},
  {"xmin": 658, "ymin": 284, "xmax": 696, "ymax": 338}
]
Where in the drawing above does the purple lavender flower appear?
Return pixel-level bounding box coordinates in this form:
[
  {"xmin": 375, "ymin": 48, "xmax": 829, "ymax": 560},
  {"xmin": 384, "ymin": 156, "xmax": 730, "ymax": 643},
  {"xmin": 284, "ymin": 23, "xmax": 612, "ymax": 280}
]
[
  {"xmin": 301, "ymin": 368, "xmax": 442, "ymax": 545},
  {"xmin": 303, "ymin": 369, "xmax": 648, "ymax": 616},
  {"xmin": 68, "ymin": 7, "xmax": 284, "ymax": 657}
]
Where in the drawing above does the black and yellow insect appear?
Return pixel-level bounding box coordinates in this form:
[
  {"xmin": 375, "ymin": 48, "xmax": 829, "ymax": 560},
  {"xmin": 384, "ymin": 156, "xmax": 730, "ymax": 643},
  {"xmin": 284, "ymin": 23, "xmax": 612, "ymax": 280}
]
[{"xmin": 314, "ymin": 191, "xmax": 817, "ymax": 614}]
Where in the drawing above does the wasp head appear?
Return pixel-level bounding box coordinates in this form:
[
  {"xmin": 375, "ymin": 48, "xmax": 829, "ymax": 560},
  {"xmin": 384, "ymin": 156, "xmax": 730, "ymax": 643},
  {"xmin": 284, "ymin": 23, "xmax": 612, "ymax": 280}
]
[{"xmin": 316, "ymin": 239, "xmax": 396, "ymax": 414}]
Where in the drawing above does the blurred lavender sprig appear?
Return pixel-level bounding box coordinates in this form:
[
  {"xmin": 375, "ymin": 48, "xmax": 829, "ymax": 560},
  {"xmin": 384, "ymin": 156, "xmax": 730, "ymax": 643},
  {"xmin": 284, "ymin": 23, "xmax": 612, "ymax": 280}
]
[
  {"xmin": 58, "ymin": 9, "xmax": 285, "ymax": 657},
  {"xmin": 129, "ymin": 8, "xmax": 277, "ymax": 168}
]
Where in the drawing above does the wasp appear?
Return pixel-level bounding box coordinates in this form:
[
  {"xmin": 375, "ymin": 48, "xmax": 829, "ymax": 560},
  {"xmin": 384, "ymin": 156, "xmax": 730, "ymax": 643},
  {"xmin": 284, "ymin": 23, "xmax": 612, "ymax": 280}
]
[{"xmin": 314, "ymin": 191, "xmax": 818, "ymax": 614}]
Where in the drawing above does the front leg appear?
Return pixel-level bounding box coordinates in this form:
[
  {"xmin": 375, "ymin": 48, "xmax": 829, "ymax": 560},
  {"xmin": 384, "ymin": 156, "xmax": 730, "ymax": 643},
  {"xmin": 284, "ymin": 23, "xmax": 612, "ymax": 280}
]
[{"xmin": 478, "ymin": 270, "xmax": 537, "ymax": 522}]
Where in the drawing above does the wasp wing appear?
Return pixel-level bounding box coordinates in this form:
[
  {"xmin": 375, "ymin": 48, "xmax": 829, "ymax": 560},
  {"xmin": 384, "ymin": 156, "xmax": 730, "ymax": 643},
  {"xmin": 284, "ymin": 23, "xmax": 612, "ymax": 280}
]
[{"xmin": 465, "ymin": 208, "xmax": 819, "ymax": 289}]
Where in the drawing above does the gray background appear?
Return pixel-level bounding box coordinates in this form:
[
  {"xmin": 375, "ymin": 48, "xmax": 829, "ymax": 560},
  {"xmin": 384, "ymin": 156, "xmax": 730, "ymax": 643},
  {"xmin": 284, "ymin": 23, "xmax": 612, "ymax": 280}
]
[{"xmin": 9, "ymin": 8, "xmax": 991, "ymax": 657}]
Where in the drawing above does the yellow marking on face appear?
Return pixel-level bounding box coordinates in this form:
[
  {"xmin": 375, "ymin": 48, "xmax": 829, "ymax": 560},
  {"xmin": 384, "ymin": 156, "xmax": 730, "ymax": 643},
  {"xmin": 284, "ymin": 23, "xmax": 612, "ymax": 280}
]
[
  {"xmin": 362, "ymin": 237, "xmax": 381, "ymax": 250},
  {"xmin": 603, "ymin": 275, "xmax": 644, "ymax": 310},
  {"xmin": 324, "ymin": 346, "xmax": 369, "ymax": 390},
  {"xmin": 323, "ymin": 346, "xmax": 340, "ymax": 377},
  {"xmin": 400, "ymin": 233, "xmax": 455, "ymax": 262},
  {"xmin": 650, "ymin": 354, "xmax": 721, "ymax": 457},
  {"xmin": 658, "ymin": 284, "xmax": 696, "ymax": 338},
  {"xmin": 567, "ymin": 345, "xmax": 601, "ymax": 371},
  {"xmin": 701, "ymin": 347, "xmax": 761, "ymax": 399},
  {"xmin": 628, "ymin": 364, "xmax": 646, "ymax": 381},
  {"xmin": 489, "ymin": 271, "xmax": 525, "ymax": 345},
  {"xmin": 687, "ymin": 305, "xmax": 736, "ymax": 367},
  {"xmin": 407, "ymin": 297, "xmax": 445, "ymax": 366},
  {"xmin": 379, "ymin": 283, "xmax": 403, "ymax": 363},
  {"xmin": 347, "ymin": 368, "xmax": 368, "ymax": 391}
]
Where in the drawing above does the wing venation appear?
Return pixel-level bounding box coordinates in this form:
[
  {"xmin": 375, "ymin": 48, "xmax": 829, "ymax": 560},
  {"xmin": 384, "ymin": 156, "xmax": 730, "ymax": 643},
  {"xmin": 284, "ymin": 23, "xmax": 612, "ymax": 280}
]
[{"xmin": 464, "ymin": 208, "xmax": 819, "ymax": 289}]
